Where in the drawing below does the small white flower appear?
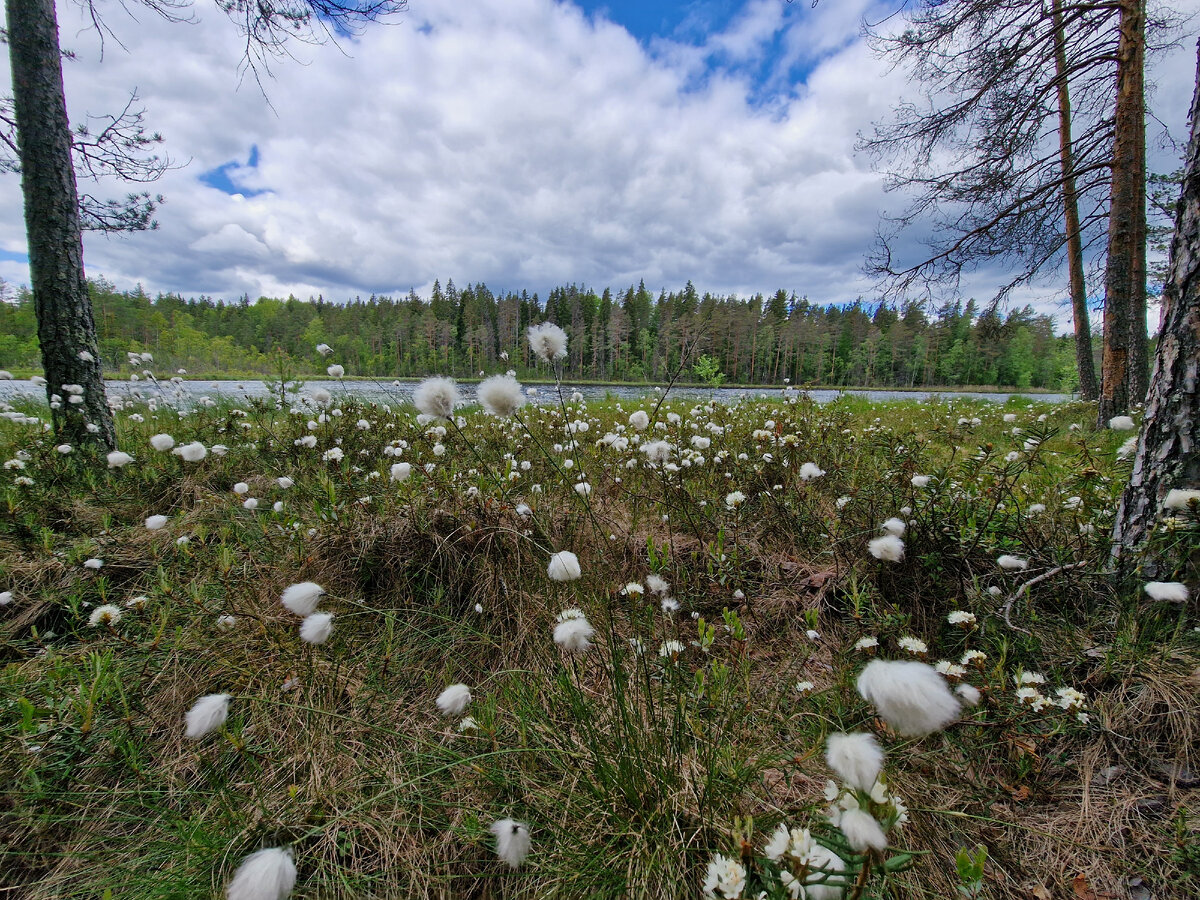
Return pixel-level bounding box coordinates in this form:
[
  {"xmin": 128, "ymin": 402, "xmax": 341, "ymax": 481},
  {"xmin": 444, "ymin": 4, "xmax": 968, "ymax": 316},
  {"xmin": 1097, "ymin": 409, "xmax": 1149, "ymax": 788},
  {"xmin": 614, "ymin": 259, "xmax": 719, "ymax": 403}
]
[
  {"xmin": 701, "ymin": 854, "xmax": 746, "ymax": 899},
  {"xmin": 898, "ymin": 636, "xmax": 928, "ymax": 655},
  {"xmin": 947, "ymin": 610, "xmax": 976, "ymax": 627},
  {"xmin": 854, "ymin": 636, "xmax": 879, "ymax": 652},
  {"xmin": 724, "ymin": 490, "xmax": 747, "ymax": 510},
  {"xmin": 796, "ymin": 680, "xmax": 815, "ymax": 693},
  {"xmin": 87, "ymin": 603, "xmax": 121, "ymax": 626}
]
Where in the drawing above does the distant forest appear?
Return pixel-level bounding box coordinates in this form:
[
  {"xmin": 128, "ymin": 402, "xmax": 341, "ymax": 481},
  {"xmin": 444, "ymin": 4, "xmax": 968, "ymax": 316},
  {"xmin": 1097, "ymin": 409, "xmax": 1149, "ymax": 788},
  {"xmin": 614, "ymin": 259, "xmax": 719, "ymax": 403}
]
[{"xmin": 0, "ymin": 278, "xmax": 1087, "ymax": 389}]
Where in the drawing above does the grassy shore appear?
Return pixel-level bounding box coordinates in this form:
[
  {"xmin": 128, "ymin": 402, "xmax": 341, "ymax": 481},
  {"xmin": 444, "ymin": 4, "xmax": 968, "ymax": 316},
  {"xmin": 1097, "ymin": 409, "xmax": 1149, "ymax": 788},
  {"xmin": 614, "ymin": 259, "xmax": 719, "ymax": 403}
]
[{"xmin": 0, "ymin": 387, "xmax": 1195, "ymax": 898}]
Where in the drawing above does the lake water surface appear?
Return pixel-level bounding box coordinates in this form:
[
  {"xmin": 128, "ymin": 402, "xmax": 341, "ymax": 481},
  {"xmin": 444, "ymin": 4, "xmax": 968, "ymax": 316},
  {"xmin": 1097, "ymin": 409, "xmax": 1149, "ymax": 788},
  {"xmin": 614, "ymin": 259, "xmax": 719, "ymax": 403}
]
[{"xmin": 0, "ymin": 378, "xmax": 1074, "ymax": 408}]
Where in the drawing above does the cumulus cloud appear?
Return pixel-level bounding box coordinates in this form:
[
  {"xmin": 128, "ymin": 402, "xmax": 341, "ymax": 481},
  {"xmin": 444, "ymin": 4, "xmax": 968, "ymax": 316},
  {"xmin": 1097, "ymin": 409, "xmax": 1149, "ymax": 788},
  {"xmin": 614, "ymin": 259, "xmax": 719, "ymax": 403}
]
[{"xmin": 0, "ymin": 0, "xmax": 1196, "ymax": 329}]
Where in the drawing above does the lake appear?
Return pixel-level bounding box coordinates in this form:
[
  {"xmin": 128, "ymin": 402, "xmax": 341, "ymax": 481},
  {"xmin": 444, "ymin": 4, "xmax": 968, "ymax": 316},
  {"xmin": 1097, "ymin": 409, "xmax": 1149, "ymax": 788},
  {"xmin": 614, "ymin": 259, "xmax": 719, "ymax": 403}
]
[{"xmin": 0, "ymin": 378, "xmax": 1074, "ymax": 409}]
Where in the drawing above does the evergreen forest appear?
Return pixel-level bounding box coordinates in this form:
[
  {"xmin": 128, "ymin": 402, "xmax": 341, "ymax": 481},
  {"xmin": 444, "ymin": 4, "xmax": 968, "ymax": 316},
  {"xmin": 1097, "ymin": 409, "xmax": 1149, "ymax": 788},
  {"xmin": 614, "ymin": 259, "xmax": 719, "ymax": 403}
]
[{"xmin": 0, "ymin": 277, "xmax": 1085, "ymax": 389}]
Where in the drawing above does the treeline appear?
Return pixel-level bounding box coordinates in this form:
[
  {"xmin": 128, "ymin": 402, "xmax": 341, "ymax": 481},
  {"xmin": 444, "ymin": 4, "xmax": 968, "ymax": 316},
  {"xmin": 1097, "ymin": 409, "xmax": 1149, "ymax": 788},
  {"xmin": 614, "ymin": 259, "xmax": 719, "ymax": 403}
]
[{"xmin": 0, "ymin": 277, "xmax": 1084, "ymax": 389}]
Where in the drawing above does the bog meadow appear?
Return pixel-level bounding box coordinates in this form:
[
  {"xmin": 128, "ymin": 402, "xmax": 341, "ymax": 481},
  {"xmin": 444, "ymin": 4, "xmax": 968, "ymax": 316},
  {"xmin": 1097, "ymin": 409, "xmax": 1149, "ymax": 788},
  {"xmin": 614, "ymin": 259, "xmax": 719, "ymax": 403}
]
[{"xmin": 0, "ymin": 336, "xmax": 1196, "ymax": 899}]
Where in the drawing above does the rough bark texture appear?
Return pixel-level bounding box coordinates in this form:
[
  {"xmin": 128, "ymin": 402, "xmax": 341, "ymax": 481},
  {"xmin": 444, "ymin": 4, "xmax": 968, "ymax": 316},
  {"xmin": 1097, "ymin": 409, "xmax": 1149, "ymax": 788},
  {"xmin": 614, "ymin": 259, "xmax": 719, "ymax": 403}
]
[
  {"xmin": 1098, "ymin": 0, "xmax": 1148, "ymax": 423},
  {"xmin": 7, "ymin": 0, "xmax": 116, "ymax": 449},
  {"xmin": 1052, "ymin": 0, "xmax": 1099, "ymax": 401},
  {"xmin": 1111, "ymin": 42, "xmax": 1200, "ymax": 565}
]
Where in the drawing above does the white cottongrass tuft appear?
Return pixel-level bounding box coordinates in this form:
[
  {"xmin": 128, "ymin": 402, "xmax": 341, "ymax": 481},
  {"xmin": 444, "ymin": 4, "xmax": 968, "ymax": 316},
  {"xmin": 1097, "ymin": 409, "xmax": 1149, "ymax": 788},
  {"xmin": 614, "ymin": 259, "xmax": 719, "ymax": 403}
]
[
  {"xmin": 225, "ymin": 846, "xmax": 297, "ymax": 900},
  {"xmin": 149, "ymin": 433, "xmax": 175, "ymax": 452},
  {"xmin": 106, "ymin": 450, "xmax": 134, "ymax": 468},
  {"xmin": 857, "ymin": 659, "xmax": 961, "ymax": 737},
  {"xmin": 956, "ymin": 683, "xmax": 982, "ymax": 707},
  {"xmin": 83, "ymin": 558, "xmax": 103, "ymax": 570},
  {"xmin": 326, "ymin": 364, "xmax": 345, "ymax": 378},
  {"xmin": 0, "ymin": 591, "xmax": 12, "ymax": 606},
  {"xmin": 553, "ymin": 610, "xmax": 594, "ymax": 652},
  {"xmin": 233, "ymin": 482, "xmax": 250, "ymax": 495},
  {"xmin": 489, "ymin": 818, "xmax": 531, "ymax": 869},
  {"xmin": 527, "ymin": 321, "xmax": 568, "ymax": 362},
  {"xmin": 1144, "ymin": 582, "xmax": 1189, "ymax": 603},
  {"xmin": 477, "ymin": 374, "xmax": 525, "ymax": 417},
  {"xmin": 1164, "ymin": 488, "xmax": 1200, "ymax": 509},
  {"xmin": 628, "ymin": 410, "xmax": 650, "ymax": 431},
  {"xmin": 547, "ymin": 551, "xmax": 581, "ymax": 582},
  {"xmin": 825, "ymin": 732, "xmax": 884, "ymax": 792},
  {"xmin": 880, "ymin": 517, "xmax": 906, "ymax": 537},
  {"xmin": 145, "ymin": 514, "xmax": 169, "ymax": 530},
  {"xmin": 277, "ymin": 477, "xmax": 294, "ymax": 489},
  {"xmin": 390, "ymin": 462, "xmax": 412, "ymax": 482},
  {"xmin": 281, "ymin": 582, "xmax": 325, "ymax": 616},
  {"xmin": 838, "ymin": 807, "xmax": 888, "ymax": 852},
  {"xmin": 1108, "ymin": 415, "xmax": 1136, "ymax": 431},
  {"xmin": 299, "ymin": 612, "xmax": 334, "ymax": 644},
  {"xmin": 798, "ymin": 462, "xmax": 826, "ymax": 481},
  {"xmin": 413, "ymin": 376, "xmax": 461, "ymax": 420},
  {"xmin": 175, "ymin": 441, "xmax": 208, "ymax": 462},
  {"xmin": 997, "ymin": 554, "xmax": 1029, "ymax": 570},
  {"xmin": 868, "ymin": 535, "xmax": 905, "ymax": 562},
  {"xmin": 911, "ymin": 474, "xmax": 931, "ymax": 488},
  {"xmin": 436, "ymin": 683, "xmax": 472, "ymax": 717},
  {"xmin": 185, "ymin": 693, "xmax": 231, "ymax": 739},
  {"xmin": 87, "ymin": 603, "xmax": 121, "ymax": 626}
]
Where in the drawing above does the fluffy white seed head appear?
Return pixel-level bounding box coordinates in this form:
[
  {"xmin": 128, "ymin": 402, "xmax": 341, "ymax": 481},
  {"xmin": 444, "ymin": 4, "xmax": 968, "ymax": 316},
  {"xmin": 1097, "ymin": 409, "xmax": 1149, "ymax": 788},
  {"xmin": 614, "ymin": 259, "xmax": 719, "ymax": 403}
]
[
  {"xmin": 997, "ymin": 554, "xmax": 1029, "ymax": 571},
  {"xmin": 880, "ymin": 517, "xmax": 906, "ymax": 537},
  {"xmin": 477, "ymin": 374, "xmax": 525, "ymax": 417},
  {"xmin": 489, "ymin": 818, "xmax": 531, "ymax": 869},
  {"xmin": 145, "ymin": 514, "xmax": 169, "ymax": 530},
  {"xmin": 857, "ymin": 659, "xmax": 961, "ymax": 737},
  {"xmin": 299, "ymin": 612, "xmax": 334, "ymax": 644},
  {"xmin": 838, "ymin": 807, "xmax": 888, "ymax": 852},
  {"xmin": 413, "ymin": 376, "xmax": 461, "ymax": 420},
  {"xmin": 106, "ymin": 450, "xmax": 134, "ymax": 468},
  {"xmin": 1144, "ymin": 582, "xmax": 1189, "ymax": 603},
  {"xmin": 281, "ymin": 582, "xmax": 325, "ymax": 616},
  {"xmin": 868, "ymin": 535, "xmax": 905, "ymax": 562},
  {"xmin": 825, "ymin": 732, "xmax": 884, "ymax": 792},
  {"xmin": 149, "ymin": 433, "xmax": 175, "ymax": 452},
  {"xmin": 225, "ymin": 847, "xmax": 297, "ymax": 900},
  {"xmin": 185, "ymin": 693, "xmax": 231, "ymax": 739},
  {"xmin": 1108, "ymin": 415, "xmax": 1135, "ymax": 431},
  {"xmin": 955, "ymin": 683, "xmax": 982, "ymax": 707},
  {"xmin": 1164, "ymin": 489, "xmax": 1200, "ymax": 510},
  {"xmin": 527, "ymin": 322, "xmax": 568, "ymax": 362},
  {"xmin": 553, "ymin": 615, "xmax": 594, "ymax": 653},
  {"xmin": 798, "ymin": 462, "xmax": 825, "ymax": 481},
  {"xmin": 547, "ymin": 551, "xmax": 581, "ymax": 582},
  {"xmin": 390, "ymin": 462, "xmax": 412, "ymax": 482},
  {"xmin": 175, "ymin": 441, "xmax": 208, "ymax": 462},
  {"xmin": 436, "ymin": 683, "xmax": 472, "ymax": 717}
]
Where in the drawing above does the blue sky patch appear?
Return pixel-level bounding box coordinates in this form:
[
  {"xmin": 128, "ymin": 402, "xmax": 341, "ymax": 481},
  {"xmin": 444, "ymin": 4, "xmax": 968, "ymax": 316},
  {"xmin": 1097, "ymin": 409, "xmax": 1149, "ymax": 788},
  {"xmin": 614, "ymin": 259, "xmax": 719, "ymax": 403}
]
[{"xmin": 199, "ymin": 145, "xmax": 266, "ymax": 197}]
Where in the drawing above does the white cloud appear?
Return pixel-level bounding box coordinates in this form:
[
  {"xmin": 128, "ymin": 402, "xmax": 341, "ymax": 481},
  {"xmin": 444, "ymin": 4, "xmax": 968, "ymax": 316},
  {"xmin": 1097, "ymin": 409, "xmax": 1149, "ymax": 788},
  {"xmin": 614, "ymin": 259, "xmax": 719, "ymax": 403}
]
[{"xmin": 0, "ymin": 0, "xmax": 1196, "ymax": 333}]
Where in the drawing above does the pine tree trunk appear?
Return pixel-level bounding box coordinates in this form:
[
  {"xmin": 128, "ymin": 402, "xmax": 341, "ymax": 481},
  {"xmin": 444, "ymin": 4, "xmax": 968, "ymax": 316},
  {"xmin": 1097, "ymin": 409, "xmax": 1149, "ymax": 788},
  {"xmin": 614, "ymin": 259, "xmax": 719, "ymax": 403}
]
[
  {"xmin": 6, "ymin": 0, "xmax": 116, "ymax": 449},
  {"xmin": 1052, "ymin": 0, "xmax": 1099, "ymax": 401},
  {"xmin": 1098, "ymin": 0, "xmax": 1148, "ymax": 424},
  {"xmin": 1111, "ymin": 42, "xmax": 1200, "ymax": 566}
]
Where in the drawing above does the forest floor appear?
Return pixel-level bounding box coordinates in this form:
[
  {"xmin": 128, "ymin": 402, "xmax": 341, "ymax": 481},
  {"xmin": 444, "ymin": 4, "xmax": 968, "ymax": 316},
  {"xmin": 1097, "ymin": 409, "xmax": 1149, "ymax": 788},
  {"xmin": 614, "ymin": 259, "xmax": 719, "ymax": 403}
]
[{"xmin": 0, "ymin": 386, "xmax": 1195, "ymax": 899}]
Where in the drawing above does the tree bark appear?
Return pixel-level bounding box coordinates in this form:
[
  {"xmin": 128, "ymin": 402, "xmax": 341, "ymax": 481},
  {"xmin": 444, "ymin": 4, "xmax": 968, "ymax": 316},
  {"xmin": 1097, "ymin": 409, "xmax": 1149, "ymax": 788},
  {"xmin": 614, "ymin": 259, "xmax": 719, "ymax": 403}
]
[
  {"xmin": 1098, "ymin": 0, "xmax": 1148, "ymax": 424},
  {"xmin": 1052, "ymin": 0, "xmax": 1099, "ymax": 401},
  {"xmin": 1111, "ymin": 41, "xmax": 1200, "ymax": 566},
  {"xmin": 6, "ymin": 0, "xmax": 116, "ymax": 449}
]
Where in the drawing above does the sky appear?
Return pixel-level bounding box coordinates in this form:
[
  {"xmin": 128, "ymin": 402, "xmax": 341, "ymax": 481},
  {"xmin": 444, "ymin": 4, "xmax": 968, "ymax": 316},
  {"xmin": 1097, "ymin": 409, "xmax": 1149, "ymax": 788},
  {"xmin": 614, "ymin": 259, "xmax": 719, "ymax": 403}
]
[{"xmin": 1, "ymin": 0, "xmax": 1198, "ymax": 331}]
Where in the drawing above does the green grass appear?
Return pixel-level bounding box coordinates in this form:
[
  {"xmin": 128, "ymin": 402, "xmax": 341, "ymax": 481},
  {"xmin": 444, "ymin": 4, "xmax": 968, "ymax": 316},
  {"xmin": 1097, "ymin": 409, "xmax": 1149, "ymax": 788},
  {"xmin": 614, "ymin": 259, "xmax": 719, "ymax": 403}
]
[{"xmin": 0, "ymin": 387, "xmax": 1195, "ymax": 898}]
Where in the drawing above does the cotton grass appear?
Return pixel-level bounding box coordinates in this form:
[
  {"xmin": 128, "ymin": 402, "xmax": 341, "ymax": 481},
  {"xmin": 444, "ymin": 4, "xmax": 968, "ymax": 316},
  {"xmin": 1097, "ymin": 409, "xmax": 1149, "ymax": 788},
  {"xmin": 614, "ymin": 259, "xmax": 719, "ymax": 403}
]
[
  {"xmin": 825, "ymin": 732, "xmax": 883, "ymax": 792},
  {"xmin": 476, "ymin": 374, "xmax": 525, "ymax": 417},
  {"xmin": 856, "ymin": 659, "xmax": 961, "ymax": 736},
  {"xmin": 299, "ymin": 612, "xmax": 334, "ymax": 644},
  {"xmin": 413, "ymin": 377, "xmax": 461, "ymax": 420},
  {"xmin": 281, "ymin": 582, "xmax": 325, "ymax": 616},
  {"xmin": 185, "ymin": 693, "xmax": 231, "ymax": 739},
  {"xmin": 436, "ymin": 684, "xmax": 472, "ymax": 717},
  {"xmin": 225, "ymin": 847, "xmax": 297, "ymax": 900},
  {"xmin": 1144, "ymin": 582, "xmax": 1189, "ymax": 603},
  {"xmin": 547, "ymin": 551, "xmax": 581, "ymax": 582},
  {"xmin": 868, "ymin": 535, "xmax": 904, "ymax": 562},
  {"xmin": 489, "ymin": 819, "xmax": 531, "ymax": 869},
  {"xmin": 526, "ymin": 322, "xmax": 568, "ymax": 362}
]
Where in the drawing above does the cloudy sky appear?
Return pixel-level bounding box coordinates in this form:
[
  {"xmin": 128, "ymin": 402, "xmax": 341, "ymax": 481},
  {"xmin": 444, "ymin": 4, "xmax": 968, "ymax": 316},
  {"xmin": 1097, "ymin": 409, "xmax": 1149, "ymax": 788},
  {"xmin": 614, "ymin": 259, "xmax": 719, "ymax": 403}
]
[{"xmin": 1, "ymin": 0, "xmax": 1197, "ymax": 329}]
